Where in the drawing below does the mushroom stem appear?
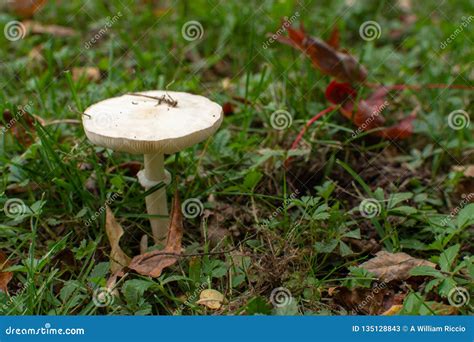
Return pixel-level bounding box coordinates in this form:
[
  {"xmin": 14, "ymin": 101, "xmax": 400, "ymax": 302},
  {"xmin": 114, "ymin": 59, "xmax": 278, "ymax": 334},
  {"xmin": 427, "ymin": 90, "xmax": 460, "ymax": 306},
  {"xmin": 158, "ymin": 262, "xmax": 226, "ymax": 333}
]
[{"xmin": 143, "ymin": 153, "xmax": 169, "ymax": 244}]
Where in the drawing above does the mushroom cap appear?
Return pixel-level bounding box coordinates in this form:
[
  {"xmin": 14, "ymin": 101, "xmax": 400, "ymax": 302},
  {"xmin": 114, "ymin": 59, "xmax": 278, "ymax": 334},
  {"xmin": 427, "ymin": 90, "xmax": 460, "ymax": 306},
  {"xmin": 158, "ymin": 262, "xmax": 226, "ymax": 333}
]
[{"xmin": 83, "ymin": 91, "xmax": 223, "ymax": 154}]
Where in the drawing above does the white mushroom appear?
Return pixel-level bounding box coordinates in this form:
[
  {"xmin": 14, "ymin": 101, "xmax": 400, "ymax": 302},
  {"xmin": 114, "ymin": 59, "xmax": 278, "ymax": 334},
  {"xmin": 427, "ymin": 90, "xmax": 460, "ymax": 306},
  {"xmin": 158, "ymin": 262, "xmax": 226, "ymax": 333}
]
[{"xmin": 82, "ymin": 91, "xmax": 223, "ymax": 244}]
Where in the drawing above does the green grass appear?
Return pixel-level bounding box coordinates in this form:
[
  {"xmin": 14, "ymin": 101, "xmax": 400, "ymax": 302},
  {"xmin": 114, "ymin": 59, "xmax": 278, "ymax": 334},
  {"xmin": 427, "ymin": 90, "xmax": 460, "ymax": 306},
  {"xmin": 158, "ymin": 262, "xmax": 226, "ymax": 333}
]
[{"xmin": 0, "ymin": 0, "xmax": 473, "ymax": 315}]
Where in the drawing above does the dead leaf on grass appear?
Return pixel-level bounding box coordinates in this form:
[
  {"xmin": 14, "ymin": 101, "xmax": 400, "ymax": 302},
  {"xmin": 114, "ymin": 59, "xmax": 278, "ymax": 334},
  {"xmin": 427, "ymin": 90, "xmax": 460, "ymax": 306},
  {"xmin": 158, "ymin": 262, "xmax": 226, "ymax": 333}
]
[
  {"xmin": 23, "ymin": 20, "xmax": 77, "ymax": 37},
  {"xmin": 381, "ymin": 304, "xmax": 403, "ymax": 315},
  {"xmin": 358, "ymin": 250, "xmax": 436, "ymax": 282},
  {"xmin": 7, "ymin": 0, "xmax": 47, "ymax": 17},
  {"xmin": 72, "ymin": 67, "xmax": 101, "ymax": 82},
  {"xmin": 2, "ymin": 109, "xmax": 38, "ymax": 147},
  {"xmin": 0, "ymin": 252, "xmax": 13, "ymax": 293},
  {"xmin": 105, "ymin": 205, "xmax": 131, "ymax": 273},
  {"xmin": 129, "ymin": 191, "xmax": 183, "ymax": 277},
  {"xmin": 453, "ymin": 165, "xmax": 474, "ymax": 178},
  {"xmin": 335, "ymin": 285, "xmax": 394, "ymax": 315}
]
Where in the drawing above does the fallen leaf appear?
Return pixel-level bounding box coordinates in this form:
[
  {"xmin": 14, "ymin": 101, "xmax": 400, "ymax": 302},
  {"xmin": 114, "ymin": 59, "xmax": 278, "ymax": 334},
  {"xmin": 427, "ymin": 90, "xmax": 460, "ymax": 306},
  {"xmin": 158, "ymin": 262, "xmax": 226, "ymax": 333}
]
[
  {"xmin": 327, "ymin": 286, "xmax": 338, "ymax": 296},
  {"xmin": 381, "ymin": 304, "xmax": 403, "ymax": 315},
  {"xmin": 129, "ymin": 191, "xmax": 183, "ymax": 277},
  {"xmin": 222, "ymin": 102, "xmax": 234, "ymax": 115},
  {"xmin": 325, "ymin": 80, "xmax": 417, "ymax": 139},
  {"xmin": 72, "ymin": 67, "xmax": 101, "ymax": 83},
  {"xmin": 196, "ymin": 289, "xmax": 225, "ymax": 310},
  {"xmin": 428, "ymin": 302, "xmax": 458, "ymax": 315},
  {"xmin": 358, "ymin": 250, "xmax": 436, "ymax": 282},
  {"xmin": 453, "ymin": 165, "xmax": 474, "ymax": 178},
  {"xmin": 2, "ymin": 108, "xmax": 38, "ymax": 147},
  {"xmin": 140, "ymin": 235, "xmax": 148, "ymax": 255},
  {"xmin": 105, "ymin": 205, "xmax": 131, "ymax": 273},
  {"xmin": 28, "ymin": 44, "xmax": 45, "ymax": 66},
  {"xmin": 23, "ymin": 20, "xmax": 77, "ymax": 37},
  {"xmin": 0, "ymin": 252, "xmax": 13, "ymax": 293},
  {"xmin": 335, "ymin": 285, "xmax": 393, "ymax": 314},
  {"xmin": 326, "ymin": 26, "xmax": 340, "ymax": 49},
  {"xmin": 7, "ymin": 0, "xmax": 47, "ymax": 17},
  {"xmin": 276, "ymin": 22, "xmax": 367, "ymax": 83}
]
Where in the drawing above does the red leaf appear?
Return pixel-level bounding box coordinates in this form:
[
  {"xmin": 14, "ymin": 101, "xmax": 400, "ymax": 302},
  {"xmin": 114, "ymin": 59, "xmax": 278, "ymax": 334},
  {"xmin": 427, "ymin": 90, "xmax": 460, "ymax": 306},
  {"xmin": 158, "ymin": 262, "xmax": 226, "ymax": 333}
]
[
  {"xmin": 325, "ymin": 81, "xmax": 415, "ymax": 139},
  {"xmin": 277, "ymin": 22, "xmax": 367, "ymax": 83},
  {"xmin": 326, "ymin": 26, "xmax": 340, "ymax": 49}
]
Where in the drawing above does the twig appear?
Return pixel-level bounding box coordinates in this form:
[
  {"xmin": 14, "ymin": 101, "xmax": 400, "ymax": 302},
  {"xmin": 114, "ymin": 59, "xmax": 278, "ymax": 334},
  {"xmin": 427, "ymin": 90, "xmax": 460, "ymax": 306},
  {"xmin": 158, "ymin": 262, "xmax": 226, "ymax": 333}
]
[
  {"xmin": 136, "ymin": 235, "xmax": 257, "ymax": 262},
  {"xmin": 127, "ymin": 92, "xmax": 178, "ymax": 107}
]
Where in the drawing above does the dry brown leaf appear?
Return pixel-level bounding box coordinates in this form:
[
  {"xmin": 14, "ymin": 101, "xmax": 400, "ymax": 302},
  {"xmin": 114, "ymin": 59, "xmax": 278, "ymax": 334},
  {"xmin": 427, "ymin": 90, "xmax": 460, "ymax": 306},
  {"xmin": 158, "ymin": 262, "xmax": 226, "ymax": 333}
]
[
  {"xmin": 72, "ymin": 67, "xmax": 101, "ymax": 83},
  {"xmin": 23, "ymin": 20, "xmax": 77, "ymax": 37},
  {"xmin": 0, "ymin": 252, "xmax": 13, "ymax": 293},
  {"xmin": 327, "ymin": 286, "xmax": 338, "ymax": 296},
  {"xmin": 7, "ymin": 0, "xmax": 47, "ymax": 17},
  {"xmin": 359, "ymin": 250, "xmax": 436, "ymax": 282},
  {"xmin": 382, "ymin": 304, "xmax": 403, "ymax": 315},
  {"xmin": 28, "ymin": 44, "xmax": 45, "ymax": 66},
  {"xmin": 196, "ymin": 289, "xmax": 224, "ymax": 310},
  {"xmin": 453, "ymin": 165, "xmax": 474, "ymax": 178},
  {"xmin": 129, "ymin": 191, "xmax": 183, "ymax": 277},
  {"xmin": 335, "ymin": 285, "xmax": 393, "ymax": 315},
  {"xmin": 105, "ymin": 205, "xmax": 131, "ymax": 273},
  {"xmin": 2, "ymin": 109, "xmax": 37, "ymax": 147},
  {"xmin": 429, "ymin": 302, "xmax": 459, "ymax": 315}
]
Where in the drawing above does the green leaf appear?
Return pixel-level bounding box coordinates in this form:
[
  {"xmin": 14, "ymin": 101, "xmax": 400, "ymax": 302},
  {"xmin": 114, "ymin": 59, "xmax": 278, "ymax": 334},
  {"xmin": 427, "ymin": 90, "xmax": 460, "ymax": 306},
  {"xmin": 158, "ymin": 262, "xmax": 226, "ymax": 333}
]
[
  {"xmin": 457, "ymin": 204, "xmax": 474, "ymax": 228},
  {"xmin": 245, "ymin": 296, "xmax": 272, "ymax": 315},
  {"xmin": 400, "ymin": 239, "xmax": 428, "ymax": 250},
  {"xmin": 438, "ymin": 278, "xmax": 457, "ymax": 298},
  {"xmin": 374, "ymin": 188, "xmax": 385, "ymax": 202},
  {"xmin": 339, "ymin": 241, "xmax": 353, "ymax": 256},
  {"xmin": 122, "ymin": 279, "xmax": 153, "ymax": 306},
  {"xmin": 312, "ymin": 204, "xmax": 330, "ymax": 220},
  {"xmin": 439, "ymin": 244, "xmax": 460, "ymax": 272},
  {"xmin": 243, "ymin": 170, "xmax": 263, "ymax": 190},
  {"xmin": 345, "ymin": 266, "xmax": 375, "ymax": 288},
  {"xmin": 342, "ymin": 229, "xmax": 360, "ymax": 239},
  {"xmin": 314, "ymin": 239, "xmax": 338, "ymax": 254},
  {"xmin": 410, "ymin": 266, "xmax": 443, "ymax": 278},
  {"xmin": 389, "ymin": 206, "xmax": 417, "ymax": 215},
  {"xmin": 88, "ymin": 262, "xmax": 109, "ymax": 285},
  {"xmin": 387, "ymin": 192, "xmax": 413, "ymax": 209},
  {"xmin": 424, "ymin": 278, "xmax": 442, "ymax": 293}
]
